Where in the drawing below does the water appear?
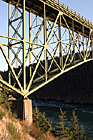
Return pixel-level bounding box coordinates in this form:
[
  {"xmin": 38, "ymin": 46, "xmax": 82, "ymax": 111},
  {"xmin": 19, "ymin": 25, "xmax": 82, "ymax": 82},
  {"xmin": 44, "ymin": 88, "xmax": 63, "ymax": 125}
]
[{"xmin": 33, "ymin": 100, "xmax": 93, "ymax": 138}]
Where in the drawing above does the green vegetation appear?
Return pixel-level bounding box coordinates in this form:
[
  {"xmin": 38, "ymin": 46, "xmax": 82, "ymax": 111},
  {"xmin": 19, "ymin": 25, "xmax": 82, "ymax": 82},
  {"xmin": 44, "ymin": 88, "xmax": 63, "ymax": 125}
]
[
  {"xmin": 0, "ymin": 91, "xmax": 12, "ymax": 110},
  {"xmin": 69, "ymin": 110, "xmax": 85, "ymax": 140},
  {"xmin": 6, "ymin": 122, "xmax": 20, "ymax": 140},
  {"xmin": 0, "ymin": 91, "xmax": 12, "ymax": 120},
  {"xmin": 0, "ymin": 90, "xmax": 91, "ymax": 140},
  {"xmin": 54, "ymin": 109, "xmax": 88, "ymax": 140},
  {"xmin": 33, "ymin": 105, "xmax": 52, "ymax": 132},
  {"xmin": 55, "ymin": 108, "xmax": 71, "ymax": 138},
  {"xmin": 32, "ymin": 105, "xmax": 90, "ymax": 140},
  {"xmin": 0, "ymin": 108, "xmax": 5, "ymax": 119}
]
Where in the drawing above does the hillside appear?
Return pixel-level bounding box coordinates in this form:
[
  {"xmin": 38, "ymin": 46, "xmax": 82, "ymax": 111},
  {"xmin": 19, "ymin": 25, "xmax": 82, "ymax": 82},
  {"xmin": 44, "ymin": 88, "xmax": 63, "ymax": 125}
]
[
  {"xmin": 0, "ymin": 91, "xmax": 34, "ymax": 140},
  {"xmin": 0, "ymin": 90, "xmax": 91, "ymax": 140},
  {"xmin": 30, "ymin": 60, "xmax": 93, "ymax": 104},
  {"xmin": 0, "ymin": 91, "xmax": 57, "ymax": 140},
  {"xmin": 0, "ymin": 111, "xmax": 35, "ymax": 140}
]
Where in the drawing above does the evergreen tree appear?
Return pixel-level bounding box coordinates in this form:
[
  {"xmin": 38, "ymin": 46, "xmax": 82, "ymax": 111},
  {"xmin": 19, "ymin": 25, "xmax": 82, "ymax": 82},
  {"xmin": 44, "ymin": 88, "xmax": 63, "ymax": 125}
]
[
  {"xmin": 69, "ymin": 110, "xmax": 86, "ymax": 140},
  {"xmin": 55, "ymin": 108, "xmax": 70, "ymax": 138},
  {"xmin": 33, "ymin": 105, "xmax": 52, "ymax": 132}
]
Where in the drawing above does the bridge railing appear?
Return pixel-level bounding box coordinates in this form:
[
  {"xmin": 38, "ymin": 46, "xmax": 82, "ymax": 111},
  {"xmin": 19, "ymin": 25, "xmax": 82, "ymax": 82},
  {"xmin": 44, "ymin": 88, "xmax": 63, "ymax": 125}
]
[{"xmin": 48, "ymin": 0, "xmax": 93, "ymax": 26}]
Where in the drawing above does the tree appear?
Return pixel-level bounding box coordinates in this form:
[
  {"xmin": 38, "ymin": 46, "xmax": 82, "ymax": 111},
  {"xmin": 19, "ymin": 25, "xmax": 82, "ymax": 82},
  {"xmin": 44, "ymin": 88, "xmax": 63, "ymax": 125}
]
[
  {"xmin": 33, "ymin": 105, "xmax": 52, "ymax": 132},
  {"xmin": 69, "ymin": 110, "xmax": 86, "ymax": 140},
  {"xmin": 55, "ymin": 108, "xmax": 70, "ymax": 138}
]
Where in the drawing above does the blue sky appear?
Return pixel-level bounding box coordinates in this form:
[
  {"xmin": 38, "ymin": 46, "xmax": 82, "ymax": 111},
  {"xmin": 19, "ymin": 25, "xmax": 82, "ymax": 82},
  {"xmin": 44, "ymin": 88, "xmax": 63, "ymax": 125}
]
[
  {"xmin": 0, "ymin": 0, "xmax": 93, "ymax": 36},
  {"xmin": 60, "ymin": 0, "xmax": 93, "ymax": 22},
  {"xmin": 0, "ymin": 0, "xmax": 93, "ymax": 71}
]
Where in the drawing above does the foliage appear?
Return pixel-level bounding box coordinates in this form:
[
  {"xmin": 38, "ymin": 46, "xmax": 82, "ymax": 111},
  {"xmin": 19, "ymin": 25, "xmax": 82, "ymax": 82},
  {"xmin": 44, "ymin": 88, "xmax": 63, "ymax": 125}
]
[
  {"xmin": 20, "ymin": 121, "xmax": 57, "ymax": 140},
  {"xmin": 55, "ymin": 108, "xmax": 71, "ymax": 138},
  {"xmin": 33, "ymin": 105, "xmax": 52, "ymax": 132},
  {"xmin": 54, "ymin": 109, "xmax": 87, "ymax": 140},
  {"xmin": 29, "ymin": 124, "xmax": 44, "ymax": 140},
  {"xmin": 29, "ymin": 125, "xmax": 57, "ymax": 140},
  {"xmin": 6, "ymin": 122, "xmax": 20, "ymax": 140},
  {"xmin": 20, "ymin": 120, "xmax": 44, "ymax": 140},
  {"xmin": 0, "ymin": 89, "xmax": 90, "ymax": 140},
  {"xmin": 0, "ymin": 108, "xmax": 5, "ymax": 119},
  {"xmin": 0, "ymin": 91, "xmax": 12, "ymax": 110},
  {"xmin": 69, "ymin": 110, "xmax": 86, "ymax": 140}
]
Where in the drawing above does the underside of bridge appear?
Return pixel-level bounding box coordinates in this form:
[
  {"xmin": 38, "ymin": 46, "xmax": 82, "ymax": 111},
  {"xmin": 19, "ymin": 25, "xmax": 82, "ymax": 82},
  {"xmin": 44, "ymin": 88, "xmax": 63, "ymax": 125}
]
[{"xmin": 0, "ymin": 0, "xmax": 93, "ymax": 122}]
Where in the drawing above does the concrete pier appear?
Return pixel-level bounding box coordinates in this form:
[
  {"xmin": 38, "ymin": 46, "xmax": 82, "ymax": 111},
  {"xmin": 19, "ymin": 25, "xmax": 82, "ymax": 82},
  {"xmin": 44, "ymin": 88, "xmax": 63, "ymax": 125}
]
[{"xmin": 23, "ymin": 99, "xmax": 33, "ymax": 123}]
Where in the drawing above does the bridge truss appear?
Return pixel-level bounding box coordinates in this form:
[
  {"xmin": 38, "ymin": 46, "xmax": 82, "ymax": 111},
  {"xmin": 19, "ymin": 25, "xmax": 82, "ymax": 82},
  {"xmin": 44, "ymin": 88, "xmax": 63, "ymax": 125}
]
[{"xmin": 0, "ymin": 0, "xmax": 93, "ymax": 99}]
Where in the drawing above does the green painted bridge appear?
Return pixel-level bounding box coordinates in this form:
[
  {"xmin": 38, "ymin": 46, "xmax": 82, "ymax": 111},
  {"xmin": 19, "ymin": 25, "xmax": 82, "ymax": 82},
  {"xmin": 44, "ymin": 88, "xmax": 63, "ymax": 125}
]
[{"xmin": 0, "ymin": 0, "xmax": 93, "ymax": 122}]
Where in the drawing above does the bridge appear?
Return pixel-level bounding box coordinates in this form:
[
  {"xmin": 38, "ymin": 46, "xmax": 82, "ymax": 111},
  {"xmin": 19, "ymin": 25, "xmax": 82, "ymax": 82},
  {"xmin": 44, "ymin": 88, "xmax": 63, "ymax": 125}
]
[{"xmin": 0, "ymin": 0, "xmax": 93, "ymax": 122}]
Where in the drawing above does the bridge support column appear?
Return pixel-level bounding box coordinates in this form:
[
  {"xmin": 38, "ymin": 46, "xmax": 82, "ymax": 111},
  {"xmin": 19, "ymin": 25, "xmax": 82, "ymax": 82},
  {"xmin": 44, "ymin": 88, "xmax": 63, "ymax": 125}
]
[
  {"xmin": 72, "ymin": 19, "xmax": 75, "ymax": 64},
  {"xmin": 23, "ymin": 99, "xmax": 33, "ymax": 123},
  {"xmin": 8, "ymin": 1, "xmax": 11, "ymax": 84},
  {"xmin": 44, "ymin": 3, "xmax": 48, "ymax": 81},
  {"xmin": 82, "ymin": 25, "xmax": 85, "ymax": 58},
  {"xmin": 59, "ymin": 15, "xmax": 63, "ymax": 69}
]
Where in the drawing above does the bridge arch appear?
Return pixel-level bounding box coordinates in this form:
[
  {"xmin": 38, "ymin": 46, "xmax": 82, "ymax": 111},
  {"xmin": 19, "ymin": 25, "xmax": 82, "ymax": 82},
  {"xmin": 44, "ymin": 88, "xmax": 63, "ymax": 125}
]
[{"xmin": 0, "ymin": 0, "xmax": 93, "ymax": 122}]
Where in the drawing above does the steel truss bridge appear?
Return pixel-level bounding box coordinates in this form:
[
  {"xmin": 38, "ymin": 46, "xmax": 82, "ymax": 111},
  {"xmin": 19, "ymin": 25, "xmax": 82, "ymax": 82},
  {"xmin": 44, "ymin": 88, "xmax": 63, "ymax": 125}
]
[{"xmin": 0, "ymin": 0, "xmax": 93, "ymax": 99}]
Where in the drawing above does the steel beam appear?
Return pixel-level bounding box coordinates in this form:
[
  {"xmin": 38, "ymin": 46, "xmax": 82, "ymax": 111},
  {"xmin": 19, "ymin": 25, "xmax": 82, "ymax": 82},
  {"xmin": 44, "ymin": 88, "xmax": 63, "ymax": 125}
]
[
  {"xmin": 0, "ymin": 42, "xmax": 23, "ymax": 91},
  {"xmin": 59, "ymin": 15, "xmax": 63, "ymax": 69},
  {"xmin": 82, "ymin": 25, "xmax": 85, "ymax": 58},
  {"xmin": 47, "ymin": 12, "xmax": 60, "ymax": 42},
  {"xmin": 29, "ymin": 10, "xmax": 32, "ymax": 78},
  {"xmin": 8, "ymin": 1, "xmax": 11, "ymax": 84},
  {"xmin": 23, "ymin": 0, "xmax": 26, "ymax": 91},
  {"xmin": 44, "ymin": 3, "xmax": 48, "ymax": 81},
  {"xmin": 25, "ymin": 57, "xmax": 93, "ymax": 98},
  {"xmin": 0, "ymin": 0, "xmax": 93, "ymax": 100},
  {"xmin": 27, "ymin": 48, "xmax": 44, "ymax": 91}
]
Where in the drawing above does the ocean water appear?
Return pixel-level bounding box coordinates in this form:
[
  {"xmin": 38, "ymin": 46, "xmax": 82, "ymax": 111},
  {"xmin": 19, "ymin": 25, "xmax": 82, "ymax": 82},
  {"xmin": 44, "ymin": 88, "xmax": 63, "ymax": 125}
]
[{"xmin": 33, "ymin": 100, "xmax": 93, "ymax": 138}]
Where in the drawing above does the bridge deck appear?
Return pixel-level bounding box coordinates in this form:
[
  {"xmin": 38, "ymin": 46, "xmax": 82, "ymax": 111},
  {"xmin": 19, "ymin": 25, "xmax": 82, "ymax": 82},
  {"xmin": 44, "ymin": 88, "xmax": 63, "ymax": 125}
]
[{"xmin": 3, "ymin": 0, "xmax": 93, "ymax": 37}]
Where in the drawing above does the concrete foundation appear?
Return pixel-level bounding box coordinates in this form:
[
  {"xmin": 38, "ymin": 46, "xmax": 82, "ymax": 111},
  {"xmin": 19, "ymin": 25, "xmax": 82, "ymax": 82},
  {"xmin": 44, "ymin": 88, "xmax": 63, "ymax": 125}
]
[
  {"xmin": 23, "ymin": 99, "xmax": 33, "ymax": 123},
  {"xmin": 10, "ymin": 99, "xmax": 33, "ymax": 123}
]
